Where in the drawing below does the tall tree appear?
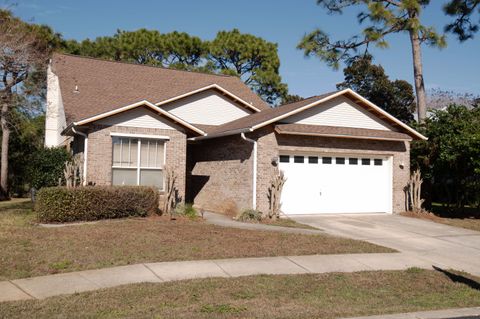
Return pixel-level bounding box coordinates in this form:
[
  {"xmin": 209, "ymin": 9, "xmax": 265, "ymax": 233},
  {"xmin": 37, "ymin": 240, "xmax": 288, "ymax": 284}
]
[
  {"xmin": 298, "ymin": 0, "xmax": 446, "ymax": 122},
  {"xmin": 337, "ymin": 56, "xmax": 415, "ymax": 123},
  {"xmin": 0, "ymin": 10, "xmax": 55, "ymax": 199},
  {"xmin": 411, "ymin": 105, "xmax": 480, "ymax": 210},
  {"xmin": 207, "ymin": 29, "xmax": 287, "ymax": 104},
  {"xmin": 281, "ymin": 94, "xmax": 304, "ymax": 105},
  {"xmin": 65, "ymin": 28, "xmax": 287, "ymax": 104},
  {"xmin": 8, "ymin": 113, "xmax": 45, "ymax": 195},
  {"xmin": 444, "ymin": 0, "xmax": 480, "ymax": 41},
  {"xmin": 65, "ymin": 29, "xmax": 206, "ymax": 70},
  {"xmin": 427, "ymin": 88, "xmax": 480, "ymax": 110}
]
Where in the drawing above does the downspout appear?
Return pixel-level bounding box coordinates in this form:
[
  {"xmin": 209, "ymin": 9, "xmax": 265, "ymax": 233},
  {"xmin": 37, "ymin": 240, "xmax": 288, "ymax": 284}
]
[
  {"xmin": 240, "ymin": 132, "xmax": 257, "ymax": 210},
  {"xmin": 72, "ymin": 127, "xmax": 88, "ymax": 186}
]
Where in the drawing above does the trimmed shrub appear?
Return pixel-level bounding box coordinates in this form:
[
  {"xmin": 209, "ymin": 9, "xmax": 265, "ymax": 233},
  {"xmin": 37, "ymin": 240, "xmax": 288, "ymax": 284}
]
[
  {"xmin": 236, "ymin": 209, "xmax": 263, "ymax": 222},
  {"xmin": 173, "ymin": 203, "xmax": 198, "ymax": 219},
  {"xmin": 36, "ymin": 186, "xmax": 159, "ymax": 223}
]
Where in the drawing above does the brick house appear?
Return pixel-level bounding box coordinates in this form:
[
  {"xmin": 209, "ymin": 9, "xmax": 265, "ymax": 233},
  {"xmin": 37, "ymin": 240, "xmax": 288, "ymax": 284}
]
[{"xmin": 46, "ymin": 53, "xmax": 426, "ymax": 215}]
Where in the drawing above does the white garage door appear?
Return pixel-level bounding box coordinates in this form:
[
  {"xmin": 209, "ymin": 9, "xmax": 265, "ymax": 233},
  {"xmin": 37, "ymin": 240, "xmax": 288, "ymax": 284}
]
[{"xmin": 279, "ymin": 154, "xmax": 392, "ymax": 215}]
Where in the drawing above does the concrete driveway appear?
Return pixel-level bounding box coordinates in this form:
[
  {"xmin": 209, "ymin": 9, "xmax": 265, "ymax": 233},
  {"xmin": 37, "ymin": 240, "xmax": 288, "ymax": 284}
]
[{"xmin": 292, "ymin": 214, "xmax": 480, "ymax": 276}]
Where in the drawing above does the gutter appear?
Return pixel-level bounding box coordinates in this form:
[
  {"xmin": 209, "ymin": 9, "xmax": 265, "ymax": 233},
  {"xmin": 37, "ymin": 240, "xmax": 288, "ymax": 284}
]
[
  {"xmin": 274, "ymin": 127, "xmax": 413, "ymax": 142},
  {"xmin": 71, "ymin": 127, "xmax": 88, "ymax": 186},
  {"xmin": 61, "ymin": 122, "xmax": 75, "ymax": 136},
  {"xmin": 188, "ymin": 127, "xmax": 253, "ymax": 141},
  {"xmin": 240, "ymin": 132, "xmax": 257, "ymax": 210}
]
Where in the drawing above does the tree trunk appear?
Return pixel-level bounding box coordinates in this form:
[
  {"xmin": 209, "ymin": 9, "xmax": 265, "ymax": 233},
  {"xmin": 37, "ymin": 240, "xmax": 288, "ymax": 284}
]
[
  {"xmin": 0, "ymin": 100, "xmax": 10, "ymax": 200},
  {"xmin": 408, "ymin": 12, "xmax": 428, "ymax": 122}
]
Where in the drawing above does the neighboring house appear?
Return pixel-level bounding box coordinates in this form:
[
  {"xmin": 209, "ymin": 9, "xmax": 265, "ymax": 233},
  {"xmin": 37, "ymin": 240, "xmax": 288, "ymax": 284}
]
[{"xmin": 46, "ymin": 53, "xmax": 426, "ymax": 215}]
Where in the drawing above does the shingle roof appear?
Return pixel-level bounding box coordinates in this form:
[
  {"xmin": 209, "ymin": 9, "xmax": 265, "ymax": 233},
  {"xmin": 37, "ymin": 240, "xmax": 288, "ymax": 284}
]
[
  {"xmin": 51, "ymin": 53, "xmax": 269, "ymax": 124},
  {"xmin": 196, "ymin": 89, "xmax": 426, "ymax": 141},
  {"xmin": 205, "ymin": 92, "xmax": 339, "ymax": 135},
  {"xmin": 190, "ymin": 123, "xmax": 218, "ymax": 134},
  {"xmin": 275, "ymin": 124, "xmax": 412, "ymax": 141}
]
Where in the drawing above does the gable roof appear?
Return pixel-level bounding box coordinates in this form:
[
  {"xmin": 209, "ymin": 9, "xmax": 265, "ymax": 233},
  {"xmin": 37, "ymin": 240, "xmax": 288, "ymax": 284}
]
[
  {"xmin": 51, "ymin": 53, "xmax": 269, "ymax": 124},
  {"xmin": 202, "ymin": 92, "xmax": 339, "ymax": 136},
  {"xmin": 190, "ymin": 89, "xmax": 427, "ymax": 140},
  {"xmin": 63, "ymin": 100, "xmax": 206, "ymax": 136}
]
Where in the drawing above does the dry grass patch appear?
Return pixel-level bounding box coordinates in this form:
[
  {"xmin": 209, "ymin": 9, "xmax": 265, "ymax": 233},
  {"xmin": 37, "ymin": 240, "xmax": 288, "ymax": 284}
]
[
  {"xmin": 401, "ymin": 210, "xmax": 480, "ymax": 232},
  {"xmin": 0, "ymin": 199, "xmax": 391, "ymax": 280},
  {"xmin": 262, "ymin": 217, "xmax": 319, "ymax": 230},
  {"xmin": 2, "ymin": 269, "xmax": 480, "ymax": 318},
  {"xmin": 436, "ymin": 218, "xmax": 480, "ymax": 232}
]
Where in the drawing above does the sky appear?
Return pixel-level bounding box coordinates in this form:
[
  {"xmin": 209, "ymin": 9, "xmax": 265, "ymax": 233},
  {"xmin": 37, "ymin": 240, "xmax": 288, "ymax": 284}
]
[{"xmin": 11, "ymin": 0, "xmax": 480, "ymax": 98}]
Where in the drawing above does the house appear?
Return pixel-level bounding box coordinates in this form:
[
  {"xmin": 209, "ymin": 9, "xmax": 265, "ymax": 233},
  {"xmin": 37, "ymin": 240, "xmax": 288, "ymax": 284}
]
[{"xmin": 45, "ymin": 53, "xmax": 426, "ymax": 215}]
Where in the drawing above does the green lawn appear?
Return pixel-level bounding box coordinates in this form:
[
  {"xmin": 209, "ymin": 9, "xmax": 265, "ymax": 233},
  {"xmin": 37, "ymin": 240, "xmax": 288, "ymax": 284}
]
[
  {"xmin": 0, "ymin": 199, "xmax": 391, "ymax": 280},
  {"xmin": 2, "ymin": 269, "xmax": 480, "ymax": 318}
]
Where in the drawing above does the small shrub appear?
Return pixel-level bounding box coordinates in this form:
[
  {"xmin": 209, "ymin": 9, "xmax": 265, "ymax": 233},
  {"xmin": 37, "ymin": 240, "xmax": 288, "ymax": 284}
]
[
  {"xmin": 236, "ymin": 209, "xmax": 263, "ymax": 222},
  {"xmin": 35, "ymin": 186, "xmax": 159, "ymax": 223},
  {"xmin": 174, "ymin": 203, "xmax": 198, "ymax": 219},
  {"xmin": 28, "ymin": 147, "xmax": 71, "ymax": 189}
]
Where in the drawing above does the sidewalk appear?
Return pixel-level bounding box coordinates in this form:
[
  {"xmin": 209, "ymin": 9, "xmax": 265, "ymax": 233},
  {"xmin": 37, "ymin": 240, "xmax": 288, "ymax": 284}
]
[
  {"xmin": 341, "ymin": 306, "xmax": 480, "ymax": 319},
  {"xmin": 1, "ymin": 252, "xmax": 432, "ymax": 302}
]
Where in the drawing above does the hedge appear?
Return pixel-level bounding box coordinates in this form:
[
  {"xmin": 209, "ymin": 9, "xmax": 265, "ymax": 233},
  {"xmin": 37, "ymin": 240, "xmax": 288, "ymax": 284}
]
[{"xmin": 35, "ymin": 186, "xmax": 159, "ymax": 223}]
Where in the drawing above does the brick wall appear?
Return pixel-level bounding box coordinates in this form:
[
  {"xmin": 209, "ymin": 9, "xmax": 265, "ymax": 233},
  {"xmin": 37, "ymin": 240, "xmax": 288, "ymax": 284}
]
[
  {"xmin": 84, "ymin": 122, "xmax": 411, "ymax": 215},
  {"xmin": 85, "ymin": 124, "xmax": 187, "ymax": 202},
  {"xmin": 187, "ymin": 135, "xmax": 253, "ymax": 215},
  {"xmin": 252, "ymin": 127, "xmax": 411, "ymax": 214}
]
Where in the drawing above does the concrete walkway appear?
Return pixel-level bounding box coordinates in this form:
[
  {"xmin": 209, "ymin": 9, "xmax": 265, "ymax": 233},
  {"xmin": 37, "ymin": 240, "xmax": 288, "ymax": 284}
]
[
  {"xmin": 292, "ymin": 214, "xmax": 480, "ymax": 277},
  {"xmin": 203, "ymin": 211, "xmax": 324, "ymax": 235},
  {"xmin": 342, "ymin": 306, "xmax": 480, "ymax": 319},
  {"xmin": 1, "ymin": 252, "xmax": 432, "ymax": 302}
]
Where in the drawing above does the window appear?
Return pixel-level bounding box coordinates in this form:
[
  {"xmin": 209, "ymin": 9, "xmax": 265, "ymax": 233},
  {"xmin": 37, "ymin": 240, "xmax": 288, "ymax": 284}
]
[
  {"xmin": 336, "ymin": 157, "xmax": 345, "ymax": 165},
  {"xmin": 308, "ymin": 156, "xmax": 318, "ymax": 164},
  {"xmin": 374, "ymin": 159, "xmax": 383, "ymax": 166},
  {"xmin": 322, "ymin": 157, "xmax": 332, "ymax": 164},
  {"xmin": 279, "ymin": 155, "xmax": 290, "ymax": 163},
  {"xmin": 112, "ymin": 136, "xmax": 165, "ymax": 189},
  {"xmin": 361, "ymin": 158, "xmax": 371, "ymax": 165},
  {"xmin": 294, "ymin": 156, "xmax": 304, "ymax": 163},
  {"xmin": 349, "ymin": 158, "xmax": 358, "ymax": 165}
]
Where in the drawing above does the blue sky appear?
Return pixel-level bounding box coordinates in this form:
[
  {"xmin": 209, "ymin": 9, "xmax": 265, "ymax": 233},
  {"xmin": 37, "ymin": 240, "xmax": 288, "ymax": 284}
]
[{"xmin": 12, "ymin": 0, "xmax": 480, "ymax": 97}]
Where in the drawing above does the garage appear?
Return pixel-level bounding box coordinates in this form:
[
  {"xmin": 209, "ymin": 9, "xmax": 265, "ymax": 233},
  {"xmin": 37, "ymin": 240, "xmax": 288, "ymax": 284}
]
[{"xmin": 278, "ymin": 153, "xmax": 392, "ymax": 215}]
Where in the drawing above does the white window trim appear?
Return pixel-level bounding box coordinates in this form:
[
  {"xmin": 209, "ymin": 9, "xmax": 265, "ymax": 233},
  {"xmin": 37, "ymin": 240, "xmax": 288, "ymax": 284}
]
[
  {"xmin": 111, "ymin": 135, "xmax": 167, "ymax": 190},
  {"xmin": 110, "ymin": 132, "xmax": 170, "ymax": 140}
]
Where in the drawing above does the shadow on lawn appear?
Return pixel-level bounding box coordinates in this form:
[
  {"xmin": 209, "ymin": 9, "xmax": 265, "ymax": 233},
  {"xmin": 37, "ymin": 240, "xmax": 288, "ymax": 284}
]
[
  {"xmin": 0, "ymin": 199, "xmax": 33, "ymax": 212},
  {"xmin": 430, "ymin": 204, "xmax": 480, "ymax": 219},
  {"xmin": 433, "ymin": 266, "xmax": 480, "ymax": 291}
]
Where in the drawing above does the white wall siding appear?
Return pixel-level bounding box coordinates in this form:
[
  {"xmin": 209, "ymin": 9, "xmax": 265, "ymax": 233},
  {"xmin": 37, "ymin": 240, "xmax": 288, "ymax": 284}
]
[
  {"xmin": 283, "ymin": 96, "xmax": 394, "ymax": 131},
  {"xmin": 45, "ymin": 65, "xmax": 67, "ymax": 147},
  {"xmin": 162, "ymin": 90, "xmax": 251, "ymax": 125},
  {"xmin": 97, "ymin": 107, "xmax": 180, "ymax": 130}
]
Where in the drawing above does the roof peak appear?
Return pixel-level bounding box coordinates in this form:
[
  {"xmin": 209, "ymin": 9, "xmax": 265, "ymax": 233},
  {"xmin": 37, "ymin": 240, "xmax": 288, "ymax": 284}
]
[
  {"xmin": 52, "ymin": 52, "xmax": 236, "ymax": 79},
  {"xmin": 277, "ymin": 91, "xmax": 341, "ymax": 108}
]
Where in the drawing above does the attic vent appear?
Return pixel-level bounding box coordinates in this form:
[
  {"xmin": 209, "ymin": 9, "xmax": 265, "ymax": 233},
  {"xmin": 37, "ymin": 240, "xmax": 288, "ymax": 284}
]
[{"xmin": 73, "ymin": 85, "xmax": 80, "ymax": 93}]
